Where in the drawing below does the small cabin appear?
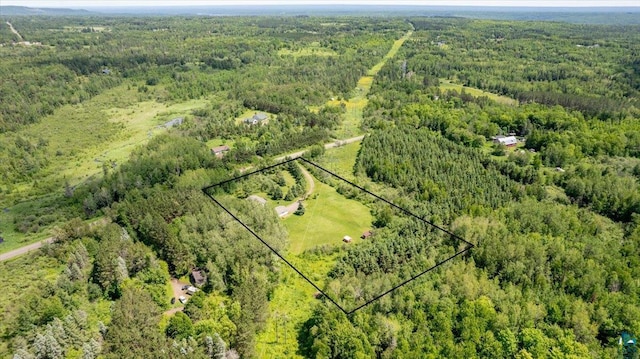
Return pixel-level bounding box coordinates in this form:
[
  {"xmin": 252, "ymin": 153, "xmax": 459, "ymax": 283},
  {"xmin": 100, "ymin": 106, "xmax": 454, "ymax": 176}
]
[
  {"xmin": 191, "ymin": 270, "xmax": 206, "ymax": 287},
  {"xmin": 211, "ymin": 145, "xmax": 230, "ymax": 158},
  {"xmin": 343, "ymin": 235, "xmax": 352, "ymax": 243},
  {"xmin": 361, "ymin": 231, "xmax": 372, "ymax": 239}
]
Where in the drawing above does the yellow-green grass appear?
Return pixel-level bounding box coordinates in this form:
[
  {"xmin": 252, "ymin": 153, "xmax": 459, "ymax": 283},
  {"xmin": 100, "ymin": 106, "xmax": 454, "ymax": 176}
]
[
  {"xmin": 439, "ymin": 79, "xmax": 518, "ymax": 106},
  {"xmin": 367, "ymin": 30, "xmax": 413, "ymax": 76},
  {"xmin": 255, "ymin": 254, "xmax": 337, "ymax": 358},
  {"xmin": 63, "ymin": 26, "xmax": 110, "ymax": 32},
  {"xmin": 328, "ymin": 30, "xmax": 412, "ymax": 138},
  {"xmin": 0, "ymin": 249, "xmax": 113, "ymax": 357},
  {"xmin": 6, "ymin": 83, "xmax": 211, "ymax": 196},
  {"xmin": 318, "ymin": 140, "xmax": 362, "ymax": 182},
  {"xmin": 283, "ymin": 175, "xmax": 373, "ymax": 255},
  {"xmin": 327, "ymin": 79, "xmax": 369, "ymax": 138},
  {"xmin": 277, "ymin": 43, "xmax": 338, "ymax": 58}
]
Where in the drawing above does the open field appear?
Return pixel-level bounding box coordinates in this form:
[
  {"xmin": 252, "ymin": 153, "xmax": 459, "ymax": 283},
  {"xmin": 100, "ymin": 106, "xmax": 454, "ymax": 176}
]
[
  {"xmin": 316, "ymin": 140, "xmax": 362, "ymax": 182},
  {"xmin": 329, "ymin": 30, "xmax": 412, "ymax": 138},
  {"xmin": 283, "ymin": 174, "xmax": 372, "ymax": 255},
  {"xmin": 277, "ymin": 42, "xmax": 338, "ymax": 58},
  {"xmin": 3, "ymin": 83, "xmax": 211, "ymax": 200},
  {"xmin": 439, "ymin": 79, "xmax": 518, "ymax": 105},
  {"xmin": 0, "ymin": 83, "xmax": 212, "ymax": 253},
  {"xmin": 367, "ymin": 30, "xmax": 412, "ymax": 76}
]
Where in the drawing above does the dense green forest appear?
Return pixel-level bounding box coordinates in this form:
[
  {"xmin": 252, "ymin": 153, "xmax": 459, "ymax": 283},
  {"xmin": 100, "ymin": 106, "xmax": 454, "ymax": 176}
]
[{"xmin": 1, "ymin": 13, "xmax": 639, "ymax": 359}]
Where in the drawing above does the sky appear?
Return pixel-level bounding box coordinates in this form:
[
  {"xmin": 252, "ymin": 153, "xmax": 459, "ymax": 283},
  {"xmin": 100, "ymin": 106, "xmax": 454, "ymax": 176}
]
[{"xmin": 3, "ymin": 0, "xmax": 639, "ymax": 7}]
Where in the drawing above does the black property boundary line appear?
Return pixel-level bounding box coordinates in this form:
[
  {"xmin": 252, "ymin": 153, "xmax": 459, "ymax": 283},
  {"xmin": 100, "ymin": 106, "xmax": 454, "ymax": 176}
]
[{"xmin": 202, "ymin": 157, "xmax": 474, "ymax": 315}]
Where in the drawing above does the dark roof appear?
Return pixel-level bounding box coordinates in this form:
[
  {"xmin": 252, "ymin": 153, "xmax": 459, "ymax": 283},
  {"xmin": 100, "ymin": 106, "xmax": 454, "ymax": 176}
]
[
  {"xmin": 191, "ymin": 270, "xmax": 206, "ymax": 286},
  {"xmin": 361, "ymin": 230, "xmax": 372, "ymax": 239}
]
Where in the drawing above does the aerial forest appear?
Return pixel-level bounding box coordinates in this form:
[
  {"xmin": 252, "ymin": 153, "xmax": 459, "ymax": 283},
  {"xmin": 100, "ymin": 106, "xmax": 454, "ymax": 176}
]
[{"xmin": 0, "ymin": 12, "xmax": 639, "ymax": 359}]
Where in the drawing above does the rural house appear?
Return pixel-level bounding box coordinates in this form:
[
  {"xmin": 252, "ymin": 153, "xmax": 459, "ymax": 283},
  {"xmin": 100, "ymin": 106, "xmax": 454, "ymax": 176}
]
[
  {"xmin": 244, "ymin": 112, "xmax": 268, "ymax": 125},
  {"xmin": 492, "ymin": 135, "xmax": 518, "ymax": 147},
  {"xmin": 211, "ymin": 145, "xmax": 230, "ymax": 158},
  {"xmin": 343, "ymin": 235, "xmax": 352, "ymax": 243},
  {"xmin": 361, "ymin": 230, "xmax": 372, "ymax": 239},
  {"xmin": 191, "ymin": 269, "xmax": 206, "ymax": 287}
]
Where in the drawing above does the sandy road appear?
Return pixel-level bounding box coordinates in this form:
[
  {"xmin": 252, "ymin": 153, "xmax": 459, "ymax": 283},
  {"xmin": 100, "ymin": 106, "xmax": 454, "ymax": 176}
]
[{"xmin": 6, "ymin": 22, "xmax": 24, "ymax": 41}]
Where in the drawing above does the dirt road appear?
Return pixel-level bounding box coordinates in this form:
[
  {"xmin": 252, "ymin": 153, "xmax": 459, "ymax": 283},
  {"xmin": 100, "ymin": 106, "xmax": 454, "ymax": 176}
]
[
  {"xmin": 6, "ymin": 22, "xmax": 24, "ymax": 41},
  {"xmin": 275, "ymin": 134, "xmax": 365, "ymax": 161},
  {"xmin": 0, "ymin": 238, "xmax": 55, "ymax": 262},
  {"xmin": 0, "ymin": 218, "xmax": 109, "ymax": 263},
  {"xmin": 299, "ymin": 163, "xmax": 315, "ymax": 199}
]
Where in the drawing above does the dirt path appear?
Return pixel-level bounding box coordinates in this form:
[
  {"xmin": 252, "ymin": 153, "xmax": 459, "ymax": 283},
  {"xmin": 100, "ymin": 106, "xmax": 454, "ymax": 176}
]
[
  {"xmin": 6, "ymin": 22, "xmax": 24, "ymax": 41},
  {"xmin": 298, "ymin": 163, "xmax": 315, "ymax": 199},
  {"xmin": 0, "ymin": 238, "xmax": 54, "ymax": 262},
  {"xmin": 0, "ymin": 217, "xmax": 109, "ymax": 262},
  {"xmin": 275, "ymin": 134, "xmax": 365, "ymax": 161}
]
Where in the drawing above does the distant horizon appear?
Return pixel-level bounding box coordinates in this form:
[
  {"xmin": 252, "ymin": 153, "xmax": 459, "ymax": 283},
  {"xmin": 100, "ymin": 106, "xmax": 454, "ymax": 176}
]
[{"xmin": 2, "ymin": 1, "xmax": 639, "ymax": 8}]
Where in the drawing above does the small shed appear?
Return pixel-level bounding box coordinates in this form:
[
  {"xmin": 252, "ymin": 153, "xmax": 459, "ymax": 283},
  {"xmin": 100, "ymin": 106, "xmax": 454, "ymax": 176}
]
[
  {"xmin": 361, "ymin": 231, "xmax": 372, "ymax": 239},
  {"xmin": 343, "ymin": 235, "xmax": 352, "ymax": 243},
  {"xmin": 211, "ymin": 145, "xmax": 230, "ymax": 158},
  {"xmin": 191, "ymin": 270, "xmax": 206, "ymax": 287}
]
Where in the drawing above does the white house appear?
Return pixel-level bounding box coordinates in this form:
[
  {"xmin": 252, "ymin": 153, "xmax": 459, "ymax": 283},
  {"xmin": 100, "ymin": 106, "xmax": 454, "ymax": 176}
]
[{"xmin": 493, "ymin": 135, "xmax": 518, "ymax": 147}]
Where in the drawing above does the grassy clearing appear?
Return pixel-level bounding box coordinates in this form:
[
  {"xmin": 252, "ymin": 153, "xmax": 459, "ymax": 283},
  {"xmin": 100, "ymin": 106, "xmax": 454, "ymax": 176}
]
[
  {"xmin": 329, "ymin": 30, "xmax": 412, "ymax": 138},
  {"xmin": 255, "ymin": 253, "xmax": 337, "ymax": 359},
  {"xmin": 277, "ymin": 43, "xmax": 338, "ymax": 58},
  {"xmin": 367, "ymin": 30, "xmax": 412, "ymax": 76},
  {"xmin": 7, "ymin": 83, "xmax": 211, "ymax": 195},
  {"xmin": 440, "ymin": 79, "xmax": 518, "ymax": 106},
  {"xmin": 316, "ymin": 140, "xmax": 362, "ymax": 182},
  {"xmin": 283, "ymin": 174, "xmax": 372, "ymax": 255},
  {"xmin": 0, "ymin": 83, "xmax": 212, "ymax": 253}
]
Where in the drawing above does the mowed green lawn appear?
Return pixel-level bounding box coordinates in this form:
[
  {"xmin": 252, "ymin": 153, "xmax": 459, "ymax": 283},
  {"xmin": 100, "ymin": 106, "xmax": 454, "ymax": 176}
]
[{"xmin": 283, "ymin": 175, "xmax": 372, "ymax": 255}]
